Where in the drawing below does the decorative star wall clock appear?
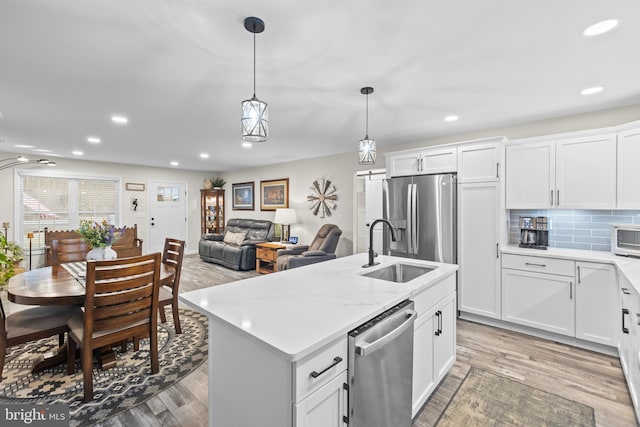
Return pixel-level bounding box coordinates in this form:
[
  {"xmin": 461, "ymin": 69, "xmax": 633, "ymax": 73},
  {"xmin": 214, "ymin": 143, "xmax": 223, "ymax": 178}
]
[{"xmin": 307, "ymin": 178, "xmax": 337, "ymax": 218}]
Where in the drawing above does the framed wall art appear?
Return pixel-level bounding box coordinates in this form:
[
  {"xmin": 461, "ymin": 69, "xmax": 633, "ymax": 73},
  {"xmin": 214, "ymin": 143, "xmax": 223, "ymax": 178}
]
[
  {"xmin": 260, "ymin": 178, "xmax": 289, "ymax": 211},
  {"xmin": 232, "ymin": 182, "xmax": 255, "ymax": 210}
]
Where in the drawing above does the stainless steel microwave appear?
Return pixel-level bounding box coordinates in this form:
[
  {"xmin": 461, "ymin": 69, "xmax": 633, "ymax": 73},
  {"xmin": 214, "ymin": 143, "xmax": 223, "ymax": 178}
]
[{"xmin": 611, "ymin": 224, "xmax": 640, "ymax": 257}]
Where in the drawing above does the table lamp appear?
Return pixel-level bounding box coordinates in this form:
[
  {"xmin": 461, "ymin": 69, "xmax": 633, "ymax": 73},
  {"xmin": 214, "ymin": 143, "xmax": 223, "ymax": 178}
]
[{"xmin": 274, "ymin": 208, "xmax": 297, "ymax": 243}]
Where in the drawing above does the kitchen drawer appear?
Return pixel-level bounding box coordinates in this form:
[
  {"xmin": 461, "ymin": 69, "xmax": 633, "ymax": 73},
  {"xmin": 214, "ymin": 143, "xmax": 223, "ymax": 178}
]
[
  {"xmin": 256, "ymin": 247, "xmax": 277, "ymax": 262},
  {"xmin": 412, "ymin": 274, "xmax": 456, "ymax": 317},
  {"xmin": 293, "ymin": 336, "xmax": 347, "ymax": 402},
  {"xmin": 502, "ymin": 253, "xmax": 574, "ymax": 277}
]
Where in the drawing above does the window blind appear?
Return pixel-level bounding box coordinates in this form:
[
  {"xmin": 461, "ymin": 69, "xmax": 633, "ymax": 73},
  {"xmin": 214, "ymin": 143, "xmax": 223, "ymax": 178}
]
[{"xmin": 16, "ymin": 171, "xmax": 120, "ymax": 250}]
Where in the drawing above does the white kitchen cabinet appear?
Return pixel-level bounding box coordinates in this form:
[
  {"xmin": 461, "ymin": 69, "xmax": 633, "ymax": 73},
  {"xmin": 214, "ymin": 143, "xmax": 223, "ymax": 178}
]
[
  {"xmin": 457, "ymin": 141, "xmax": 504, "ymax": 183},
  {"xmin": 505, "ymin": 133, "xmax": 616, "ymax": 209},
  {"xmin": 575, "ymin": 262, "xmax": 618, "ymax": 346},
  {"xmin": 502, "ymin": 267, "xmax": 575, "ymax": 336},
  {"xmin": 411, "ymin": 274, "xmax": 456, "ymax": 417},
  {"xmin": 433, "ymin": 293, "xmax": 456, "ymax": 380},
  {"xmin": 555, "ymin": 134, "xmax": 616, "ymax": 209},
  {"xmin": 458, "ymin": 182, "xmax": 501, "ymax": 319},
  {"xmin": 505, "ymin": 141, "xmax": 554, "ymax": 209},
  {"xmin": 619, "ymin": 273, "xmax": 640, "ymax": 417},
  {"xmin": 295, "ymin": 371, "xmax": 348, "ymax": 427},
  {"xmin": 617, "ymin": 126, "xmax": 640, "ymax": 209},
  {"xmin": 386, "ymin": 146, "xmax": 457, "ymax": 177}
]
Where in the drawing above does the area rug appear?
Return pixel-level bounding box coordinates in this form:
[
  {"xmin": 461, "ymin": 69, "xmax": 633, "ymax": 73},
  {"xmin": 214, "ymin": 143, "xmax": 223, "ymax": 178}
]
[
  {"xmin": 0, "ymin": 308, "xmax": 208, "ymax": 427},
  {"xmin": 435, "ymin": 367, "xmax": 595, "ymax": 426}
]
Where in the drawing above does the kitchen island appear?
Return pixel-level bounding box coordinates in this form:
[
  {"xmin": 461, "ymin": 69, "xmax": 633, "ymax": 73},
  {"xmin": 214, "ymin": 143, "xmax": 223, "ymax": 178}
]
[{"xmin": 180, "ymin": 253, "xmax": 458, "ymax": 427}]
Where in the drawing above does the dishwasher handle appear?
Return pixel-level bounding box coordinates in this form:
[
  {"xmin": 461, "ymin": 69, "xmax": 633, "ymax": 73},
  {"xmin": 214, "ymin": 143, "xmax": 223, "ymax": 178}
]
[{"xmin": 356, "ymin": 310, "xmax": 417, "ymax": 356}]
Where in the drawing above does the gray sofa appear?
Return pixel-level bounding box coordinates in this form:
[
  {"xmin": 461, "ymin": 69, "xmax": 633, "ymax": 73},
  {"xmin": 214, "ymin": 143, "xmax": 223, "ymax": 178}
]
[{"xmin": 199, "ymin": 218, "xmax": 274, "ymax": 271}]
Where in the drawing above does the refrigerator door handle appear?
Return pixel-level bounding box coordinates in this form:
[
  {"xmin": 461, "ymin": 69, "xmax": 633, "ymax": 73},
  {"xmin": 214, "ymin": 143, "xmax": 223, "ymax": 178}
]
[
  {"xmin": 412, "ymin": 183, "xmax": 418, "ymax": 255},
  {"xmin": 406, "ymin": 183, "xmax": 413, "ymax": 255}
]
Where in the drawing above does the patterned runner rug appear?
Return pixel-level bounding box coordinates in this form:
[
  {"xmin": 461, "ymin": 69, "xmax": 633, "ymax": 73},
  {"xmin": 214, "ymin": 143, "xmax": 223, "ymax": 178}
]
[
  {"xmin": 435, "ymin": 367, "xmax": 596, "ymax": 426},
  {"xmin": 0, "ymin": 308, "xmax": 207, "ymax": 427}
]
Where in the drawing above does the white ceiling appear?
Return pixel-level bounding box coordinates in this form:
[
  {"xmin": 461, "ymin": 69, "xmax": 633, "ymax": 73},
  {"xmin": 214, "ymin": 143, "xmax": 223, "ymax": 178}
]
[{"xmin": 1, "ymin": 1, "xmax": 639, "ymax": 171}]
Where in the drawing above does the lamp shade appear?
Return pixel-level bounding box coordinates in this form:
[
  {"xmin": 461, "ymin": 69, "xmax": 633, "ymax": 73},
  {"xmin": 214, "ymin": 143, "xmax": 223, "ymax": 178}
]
[
  {"xmin": 274, "ymin": 208, "xmax": 297, "ymax": 225},
  {"xmin": 358, "ymin": 138, "xmax": 376, "ymax": 165},
  {"xmin": 241, "ymin": 96, "xmax": 269, "ymax": 142}
]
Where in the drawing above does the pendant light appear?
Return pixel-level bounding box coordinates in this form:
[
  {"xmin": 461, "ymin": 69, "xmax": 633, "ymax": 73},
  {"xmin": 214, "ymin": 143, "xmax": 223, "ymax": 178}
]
[
  {"xmin": 358, "ymin": 87, "xmax": 376, "ymax": 165},
  {"xmin": 241, "ymin": 17, "xmax": 268, "ymax": 144}
]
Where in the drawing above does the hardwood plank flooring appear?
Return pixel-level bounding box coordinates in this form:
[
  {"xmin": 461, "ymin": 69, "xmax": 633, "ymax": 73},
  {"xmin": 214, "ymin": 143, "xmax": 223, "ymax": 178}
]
[{"xmin": 96, "ymin": 256, "xmax": 636, "ymax": 426}]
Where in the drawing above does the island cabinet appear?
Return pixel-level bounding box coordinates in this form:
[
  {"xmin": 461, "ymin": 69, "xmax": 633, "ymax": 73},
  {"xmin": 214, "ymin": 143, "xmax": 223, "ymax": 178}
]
[
  {"xmin": 411, "ymin": 274, "xmax": 456, "ymax": 416},
  {"xmin": 619, "ymin": 273, "xmax": 640, "ymax": 412},
  {"xmin": 209, "ymin": 318, "xmax": 348, "ymax": 427}
]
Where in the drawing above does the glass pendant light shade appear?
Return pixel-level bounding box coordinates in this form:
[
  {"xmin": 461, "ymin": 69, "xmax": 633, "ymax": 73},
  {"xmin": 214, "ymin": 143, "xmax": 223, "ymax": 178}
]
[
  {"xmin": 358, "ymin": 87, "xmax": 376, "ymax": 165},
  {"xmin": 242, "ymin": 17, "xmax": 268, "ymax": 143},
  {"xmin": 241, "ymin": 96, "xmax": 268, "ymax": 142},
  {"xmin": 358, "ymin": 137, "xmax": 376, "ymax": 165}
]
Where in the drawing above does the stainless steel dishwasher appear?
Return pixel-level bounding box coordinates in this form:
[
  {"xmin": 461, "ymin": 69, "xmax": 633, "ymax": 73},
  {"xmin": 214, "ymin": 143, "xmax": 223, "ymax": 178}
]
[{"xmin": 348, "ymin": 299, "xmax": 416, "ymax": 427}]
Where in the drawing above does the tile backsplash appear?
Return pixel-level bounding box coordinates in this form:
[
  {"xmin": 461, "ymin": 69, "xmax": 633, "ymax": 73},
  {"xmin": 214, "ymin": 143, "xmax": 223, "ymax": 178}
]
[{"xmin": 508, "ymin": 209, "xmax": 640, "ymax": 252}]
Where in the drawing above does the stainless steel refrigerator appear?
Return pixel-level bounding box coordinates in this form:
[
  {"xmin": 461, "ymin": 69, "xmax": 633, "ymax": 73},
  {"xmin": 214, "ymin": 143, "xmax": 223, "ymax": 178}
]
[{"xmin": 383, "ymin": 173, "xmax": 457, "ymax": 263}]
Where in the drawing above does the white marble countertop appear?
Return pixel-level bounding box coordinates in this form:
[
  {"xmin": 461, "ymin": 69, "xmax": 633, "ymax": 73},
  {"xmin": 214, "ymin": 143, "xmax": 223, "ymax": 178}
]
[
  {"xmin": 179, "ymin": 254, "xmax": 458, "ymax": 361},
  {"xmin": 502, "ymin": 244, "xmax": 640, "ymax": 294}
]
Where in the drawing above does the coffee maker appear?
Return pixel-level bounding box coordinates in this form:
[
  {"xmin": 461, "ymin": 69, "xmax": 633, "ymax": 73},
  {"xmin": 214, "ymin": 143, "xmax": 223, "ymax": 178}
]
[{"xmin": 519, "ymin": 216, "xmax": 548, "ymax": 250}]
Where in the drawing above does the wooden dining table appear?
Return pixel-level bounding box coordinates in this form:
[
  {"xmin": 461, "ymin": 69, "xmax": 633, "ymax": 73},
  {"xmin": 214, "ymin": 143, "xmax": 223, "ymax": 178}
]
[{"xmin": 7, "ymin": 262, "xmax": 176, "ymax": 371}]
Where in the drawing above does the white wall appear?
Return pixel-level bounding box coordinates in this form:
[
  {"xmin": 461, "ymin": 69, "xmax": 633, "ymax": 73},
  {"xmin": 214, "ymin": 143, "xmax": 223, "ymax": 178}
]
[{"xmin": 0, "ymin": 153, "xmax": 211, "ymax": 267}]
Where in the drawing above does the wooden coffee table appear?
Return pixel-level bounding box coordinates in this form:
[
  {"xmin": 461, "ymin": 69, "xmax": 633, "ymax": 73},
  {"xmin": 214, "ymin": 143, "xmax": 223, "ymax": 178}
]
[{"xmin": 255, "ymin": 242, "xmax": 285, "ymax": 274}]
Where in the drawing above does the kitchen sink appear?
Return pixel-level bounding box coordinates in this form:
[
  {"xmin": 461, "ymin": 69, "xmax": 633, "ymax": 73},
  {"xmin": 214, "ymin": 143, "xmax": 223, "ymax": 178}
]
[{"xmin": 362, "ymin": 263, "xmax": 435, "ymax": 283}]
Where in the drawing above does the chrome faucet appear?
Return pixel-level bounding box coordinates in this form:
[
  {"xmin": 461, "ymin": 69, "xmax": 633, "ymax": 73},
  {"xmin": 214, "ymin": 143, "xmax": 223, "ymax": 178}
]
[{"xmin": 363, "ymin": 219, "xmax": 396, "ymax": 268}]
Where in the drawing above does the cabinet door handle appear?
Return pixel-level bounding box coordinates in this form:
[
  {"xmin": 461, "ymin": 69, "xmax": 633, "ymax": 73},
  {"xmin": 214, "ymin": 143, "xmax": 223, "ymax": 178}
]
[
  {"xmin": 310, "ymin": 356, "xmax": 342, "ymax": 378},
  {"xmin": 496, "ymin": 243, "xmax": 499, "ymax": 259},
  {"xmin": 496, "ymin": 162, "xmax": 500, "ymax": 179},
  {"xmin": 569, "ymin": 281, "xmax": 572, "ymax": 299},
  {"xmin": 623, "ymin": 308, "xmax": 630, "ymax": 334},
  {"xmin": 435, "ymin": 310, "xmax": 442, "ymax": 336},
  {"xmin": 525, "ymin": 262, "xmax": 546, "ymax": 268},
  {"xmin": 557, "ymin": 190, "xmax": 560, "ymax": 206},
  {"xmin": 577, "ymin": 266, "xmax": 581, "ymax": 284},
  {"xmin": 622, "ymin": 287, "xmax": 631, "ymax": 295},
  {"xmin": 550, "ymin": 190, "xmax": 553, "ymax": 206}
]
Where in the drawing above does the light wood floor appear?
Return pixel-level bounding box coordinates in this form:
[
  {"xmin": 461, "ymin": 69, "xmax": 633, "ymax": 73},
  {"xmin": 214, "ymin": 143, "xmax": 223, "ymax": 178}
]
[{"xmin": 96, "ymin": 256, "xmax": 637, "ymax": 427}]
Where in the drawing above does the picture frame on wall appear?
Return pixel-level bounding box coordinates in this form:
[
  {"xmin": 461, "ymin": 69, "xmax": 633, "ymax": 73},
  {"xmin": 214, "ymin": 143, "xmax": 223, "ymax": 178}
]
[
  {"xmin": 260, "ymin": 178, "xmax": 289, "ymax": 211},
  {"xmin": 232, "ymin": 182, "xmax": 255, "ymax": 210}
]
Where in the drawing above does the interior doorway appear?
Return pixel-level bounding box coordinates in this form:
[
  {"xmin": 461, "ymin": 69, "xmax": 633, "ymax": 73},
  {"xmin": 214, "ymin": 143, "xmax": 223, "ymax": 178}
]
[{"xmin": 354, "ymin": 169, "xmax": 386, "ymax": 255}]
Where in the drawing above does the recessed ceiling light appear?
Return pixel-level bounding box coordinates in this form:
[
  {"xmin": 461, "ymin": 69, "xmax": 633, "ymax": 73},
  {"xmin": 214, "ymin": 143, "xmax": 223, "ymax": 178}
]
[
  {"xmin": 581, "ymin": 86, "xmax": 604, "ymax": 95},
  {"xmin": 444, "ymin": 115, "xmax": 459, "ymax": 122},
  {"xmin": 33, "ymin": 148, "xmax": 52, "ymax": 153},
  {"xmin": 17, "ymin": 156, "xmax": 28, "ymax": 162},
  {"xmin": 170, "ymin": 161, "xmax": 179, "ymax": 167},
  {"xmin": 200, "ymin": 153, "xmax": 209, "ymax": 159},
  {"xmin": 242, "ymin": 141, "xmax": 253, "ymax": 149},
  {"xmin": 583, "ymin": 19, "xmax": 619, "ymax": 37},
  {"xmin": 111, "ymin": 115, "xmax": 129, "ymax": 124},
  {"xmin": 87, "ymin": 136, "xmax": 101, "ymax": 144},
  {"xmin": 72, "ymin": 150, "xmax": 83, "ymax": 156},
  {"xmin": 14, "ymin": 144, "xmax": 34, "ymax": 148}
]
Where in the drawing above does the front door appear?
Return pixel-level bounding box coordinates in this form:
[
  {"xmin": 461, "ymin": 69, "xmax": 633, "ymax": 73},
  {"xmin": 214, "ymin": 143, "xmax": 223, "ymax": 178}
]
[{"xmin": 148, "ymin": 180, "xmax": 187, "ymax": 253}]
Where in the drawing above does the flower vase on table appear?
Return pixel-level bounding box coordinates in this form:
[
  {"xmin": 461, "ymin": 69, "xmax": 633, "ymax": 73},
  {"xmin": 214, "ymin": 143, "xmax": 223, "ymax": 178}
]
[
  {"xmin": 86, "ymin": 245, "xmax": 118, "ymax": 261},
  {"xmin": 78, "ymin": 220, "xmax": 124, "ymax": 261}
]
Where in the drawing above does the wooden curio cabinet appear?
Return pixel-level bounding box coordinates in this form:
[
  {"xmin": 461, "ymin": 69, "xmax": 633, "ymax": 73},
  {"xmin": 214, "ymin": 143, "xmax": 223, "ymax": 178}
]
[{"xmin": 201, "ymin": 189, "xmax": 225, "ymax": 234}]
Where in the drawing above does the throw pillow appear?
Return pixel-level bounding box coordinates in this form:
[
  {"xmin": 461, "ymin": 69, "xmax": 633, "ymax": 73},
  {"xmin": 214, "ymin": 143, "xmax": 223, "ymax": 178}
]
[{"xmin": 223, "ymin": 231, "xmax": 247, "ymax": 246}]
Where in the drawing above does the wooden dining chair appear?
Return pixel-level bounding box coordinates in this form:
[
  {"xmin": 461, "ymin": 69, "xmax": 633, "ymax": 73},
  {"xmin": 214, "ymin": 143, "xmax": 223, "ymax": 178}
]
[
  {"xmin": 0, "ymin": 299, "xmax": 81, "ymax": 381},
  {"xmin": 66, "ymin": 253, "xmax": 161, "ymax": 402},
  {"xmin": 158, "ymin": 238, "xmax": 186, "ymax": 334},
  {"xmin": 51, "ymin": 238, "xmax": 89, "ymax": 266}
]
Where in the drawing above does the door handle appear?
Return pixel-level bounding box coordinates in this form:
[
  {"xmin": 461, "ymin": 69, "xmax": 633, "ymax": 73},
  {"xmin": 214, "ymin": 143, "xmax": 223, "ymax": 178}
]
[
  {"xmin": 577, "ymin": 266, "xmax": 581, "ymax": 284},
  {"xmin": 569, "ymin": 281, "xmax": 572, "ymax": 299},
  {"xmin": 550, "ymin": 190, "xmax": 553, "ymax": 206},
  {"xmin": 557, "ymin": 190, "xmax": 560, "ymax": 206},
  {"xmin": 622, "ymin": 287, "xmax": 630, "ymax": 295},
  {"xmin": 525, "ymin": 262, "xmax": 546, "ymax": 268},
  {"xmin": 496, "ymin": 162, "xmax": 500, "ymax": 179},
  {"xmin": 435, "ymin": 310, "xmax": 442, "ymax": 336}
]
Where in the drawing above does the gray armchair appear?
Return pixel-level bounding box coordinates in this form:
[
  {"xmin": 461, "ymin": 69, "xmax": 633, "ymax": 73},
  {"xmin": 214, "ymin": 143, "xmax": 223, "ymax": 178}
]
[{"xmin": 276, "ymin": 224, "xmax": 342, "ymax": 271}]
